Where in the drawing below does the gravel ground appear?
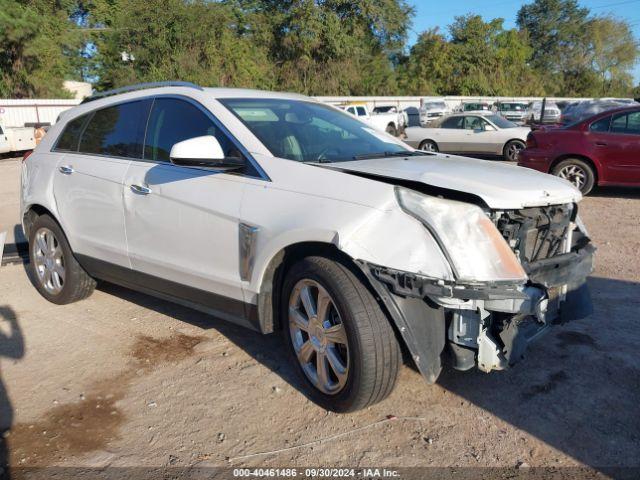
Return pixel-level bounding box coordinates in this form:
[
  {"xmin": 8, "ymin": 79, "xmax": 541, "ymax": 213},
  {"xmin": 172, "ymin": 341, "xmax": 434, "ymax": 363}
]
[{"xmin": 0, "ymin": 157, "xmax": 639, "ymax": 477}]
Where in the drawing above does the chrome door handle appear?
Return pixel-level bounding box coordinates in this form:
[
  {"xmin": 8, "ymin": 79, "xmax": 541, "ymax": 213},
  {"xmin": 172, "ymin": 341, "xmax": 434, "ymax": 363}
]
[
  {"xmin": 59, "ymin": 165, "xmax": 74, "ymax": 175},
  {"xmin": 130, "ymin": 184, "xmax": 151, "ymax": 195}
]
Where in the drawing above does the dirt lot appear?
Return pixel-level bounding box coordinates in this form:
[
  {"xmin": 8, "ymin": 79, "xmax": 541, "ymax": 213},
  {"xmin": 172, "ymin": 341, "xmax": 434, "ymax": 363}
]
[{"xmin": 1, "ymin": 157, "xmax": 639, "ymax": 477}]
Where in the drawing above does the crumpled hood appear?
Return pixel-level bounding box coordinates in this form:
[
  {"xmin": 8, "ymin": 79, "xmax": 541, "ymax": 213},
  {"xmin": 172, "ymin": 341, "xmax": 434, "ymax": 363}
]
[{"xmin": 325, "ymin": 154, "xmax": 582, "ymax": 209}]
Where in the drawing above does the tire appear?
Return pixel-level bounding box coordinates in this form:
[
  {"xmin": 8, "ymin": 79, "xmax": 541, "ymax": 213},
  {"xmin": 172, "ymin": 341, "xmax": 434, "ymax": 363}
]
[
  {"xmin": 28, "ymin": 214, "xmax": 96, "ymax": 305},
  {"xmin": 503, "ymin": 140, "xmax": 525, "ymax": 161},
  {"xmin": 385, "ymin": 124, "xmax": 397, "ymax": 136},
  {"xmin": 552, "ymin": 158, "xmax": 596, "ymax": 195},
  {"xmin": 418, "ymin": 140, "xmax": 439, "ymax": 152},
  {"xmin": 281, "ymin": 256, "xmax": 401, "ymax": 412}
]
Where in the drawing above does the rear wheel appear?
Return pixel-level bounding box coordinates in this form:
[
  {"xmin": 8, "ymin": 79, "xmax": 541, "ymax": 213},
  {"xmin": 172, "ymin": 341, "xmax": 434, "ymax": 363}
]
[
  {"xmin": 418, "ymin": 140, "xmax": 438, "ymax": 152},
  {"xmin": 282, "ymin": 257, "xmax": 401, "ymax": 412},
  {"xmin": 552, "ymin": 158, "xmax": 595, "ymax": 195},
  {"xmin": 385, "ymin": 123, "xmax": 397, "ymax": 136},
  {"xmin": 28, "ymin": 214, "xmax": 96, "ymax": 304},
  {"xmin": 504, "ymin": 140, "xmax": 525, "ymax": 161}
]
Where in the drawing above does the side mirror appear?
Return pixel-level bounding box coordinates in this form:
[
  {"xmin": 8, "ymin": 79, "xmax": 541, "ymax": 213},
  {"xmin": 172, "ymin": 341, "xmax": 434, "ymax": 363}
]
[{"xmin": 169, "ymin": 135, "xmax": 244, "ymax": 169}]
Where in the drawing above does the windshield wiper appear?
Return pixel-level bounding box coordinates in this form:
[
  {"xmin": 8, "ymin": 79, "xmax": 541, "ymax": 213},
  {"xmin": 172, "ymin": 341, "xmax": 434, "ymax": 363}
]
[{"xmin": 352, "ymin": 151, "xmax": 423, "ymax": 160}]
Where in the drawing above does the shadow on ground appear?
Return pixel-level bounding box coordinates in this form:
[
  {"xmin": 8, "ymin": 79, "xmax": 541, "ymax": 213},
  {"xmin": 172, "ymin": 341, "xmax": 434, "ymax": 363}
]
[
  {"xmin": 96, "ymin": 274, "xmax": 640, "ymax": 472},
  {"xmin": 437, "ymin": 276, "xmax": 640, "ymax": 471},
  {"xmin": 0, "ymin": 306, "xmax": 25, "ymax": 480}
]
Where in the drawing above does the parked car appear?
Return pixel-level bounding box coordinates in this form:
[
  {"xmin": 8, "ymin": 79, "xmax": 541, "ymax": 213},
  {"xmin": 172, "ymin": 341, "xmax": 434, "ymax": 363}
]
[
  {"xmin": 519, "ymin": 105, "xmax": 640, "ymax": 194},
  {"xmin": 419, "ymin": 98, "xmax": 448, "ymax": 126},
  {"xmin": 0, "ymin": 122, "xmax": 37, "ymax": 155},
  {"xmin": 495, "ymin": 102, "xmax": 528, "ymax": 124},
  {"xmin": 525, "ymin": 101, "xmax": 561, "ymax": 124},
  {"xmin": 560, "ymin": 99, "xmax": 636, "ymax": 126},
  {"xmin": 21, "ymin": 82, "xmax": 594, "ymax": 412},
  {"xmin": 404, "ymin": 113, "xmax": 530, "ymax": 161},
  {"xmin": 460, "ymin": 102, "xmax": 492, "ymax": 113},
  {"xmin": 341, "ymin": 103, "xmax": 400, "ymax": 136},
  {"xmin": 372, "ymin": 105, "xmax": 407, "ymax": 132}
]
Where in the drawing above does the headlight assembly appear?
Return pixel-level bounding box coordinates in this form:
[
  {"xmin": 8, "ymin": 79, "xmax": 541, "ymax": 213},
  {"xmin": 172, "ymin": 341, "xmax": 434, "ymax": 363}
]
[{"xmin": 395, "ymin": 187, "xmax": 527, "ymax": 283}]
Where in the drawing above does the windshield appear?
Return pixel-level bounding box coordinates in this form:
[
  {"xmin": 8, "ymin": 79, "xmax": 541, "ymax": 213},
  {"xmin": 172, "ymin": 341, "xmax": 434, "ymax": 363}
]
[
  {"xmin": 424, "ymin": 102, "xmax": 446, "ymax": 110},
  {"xmin": 486, "ymin": 115, "xmax": 518, "ymax": 129},
  {"xmin": 220, "ymin": 98, "xmax": 411, "ymax": 163}
]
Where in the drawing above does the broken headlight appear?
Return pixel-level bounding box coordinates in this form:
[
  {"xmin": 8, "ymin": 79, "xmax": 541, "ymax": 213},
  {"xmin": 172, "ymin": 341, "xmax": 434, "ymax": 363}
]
[{"xmin": 395, "ymin": 187, "xmax": 527, "ymax": 283}]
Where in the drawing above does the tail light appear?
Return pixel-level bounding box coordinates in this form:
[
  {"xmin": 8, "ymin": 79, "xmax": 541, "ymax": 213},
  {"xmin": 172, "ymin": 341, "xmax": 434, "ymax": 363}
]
[
  {"xmin": 22, "ymin": 150, "xmax": 33, "ymax": 163},
  {"xmin": 526, "ymin": 132, "xmax": 537, "ymax": 149}
]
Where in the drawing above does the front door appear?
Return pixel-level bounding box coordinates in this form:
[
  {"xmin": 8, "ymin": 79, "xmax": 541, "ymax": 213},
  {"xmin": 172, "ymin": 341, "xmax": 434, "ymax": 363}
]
[
  {"xmin": 123, "ymin": 97, "xmax": 253, "ymax": 326},
  {"xmin": 597, "ymin": 111, "xmax": 640, "ymax": 184}
]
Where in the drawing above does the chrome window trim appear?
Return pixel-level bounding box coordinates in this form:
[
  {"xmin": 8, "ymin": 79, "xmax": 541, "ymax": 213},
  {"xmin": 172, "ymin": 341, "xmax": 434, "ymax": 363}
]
[{"xmin": 50, "ymin": 93, "xmax": 270, "ymax": 182}]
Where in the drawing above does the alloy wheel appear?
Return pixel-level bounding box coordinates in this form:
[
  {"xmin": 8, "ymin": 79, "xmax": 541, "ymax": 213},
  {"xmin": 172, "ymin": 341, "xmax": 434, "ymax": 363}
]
[
  {"xmin": 557, "ymin": 164, "xmax": 587, "ymax": 191},
  {"xmin": 507, "ymin": 142, "xmax": 524, "ymax": 161},
  {"xmin": 288, "ymin": 279, "xmax": 349, "ymax": 395},
  {"xmin": 32, "ymin": 227, "xmax": 65, "ymax": 295}
]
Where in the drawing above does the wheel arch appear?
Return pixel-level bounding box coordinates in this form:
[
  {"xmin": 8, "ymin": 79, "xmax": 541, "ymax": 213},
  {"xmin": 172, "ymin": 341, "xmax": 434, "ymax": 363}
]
[
  {"xmin": 22, "ymin": 204, "xmax": 61, "ymax": 239},
  {"xmin": 255, "ymin": 241, "xmax": 369, "ymax": 334},
  {"xmin": 550, "ymin": 154, "xmax": 600, "ymax": 184}
]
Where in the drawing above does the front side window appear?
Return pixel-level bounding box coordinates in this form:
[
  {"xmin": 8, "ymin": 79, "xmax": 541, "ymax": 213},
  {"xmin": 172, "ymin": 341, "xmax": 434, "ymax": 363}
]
[
  {"xmin": 611, "ymin": 111, "xmax": 640, "ymax": 135},
  {"xmin": 220, "ymin": 98, "xmax": 409, "ymax": 163},
  {"xmin": 463, "ymin": 116, "xmax": 488, "ymax": 130},
  {"xmin": 590, "ymin": 116, "xmax": 611, "ymax": 133},
  {"xmin": 356, "ymin": 106, "xmax": 366, "ymax": 116},
  {"xmin": 144, "ymin": 98, "xmax": 240, "ymax": 162},
  {"xmin": 54, "ymin": 114, "xmax": 90, "ymax": 152},
  {"xmin": 79, "ymin": 100, "xmax": 150, "ymax": 158}
]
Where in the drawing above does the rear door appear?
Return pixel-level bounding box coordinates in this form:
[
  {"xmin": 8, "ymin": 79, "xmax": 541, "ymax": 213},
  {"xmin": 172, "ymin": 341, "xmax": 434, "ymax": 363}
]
[
  {"xmin": 52, "ymin": 100, "xmax": 150, "ymax": 267},
  {"xmin": 434, "ymin": 116, "xmax": 465, "ymax": 152}
]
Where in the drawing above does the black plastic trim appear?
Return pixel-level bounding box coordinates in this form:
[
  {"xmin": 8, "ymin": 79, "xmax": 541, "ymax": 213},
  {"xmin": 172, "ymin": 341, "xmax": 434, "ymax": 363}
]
[{"xmin": 76, "ymin": 254, "xmax": 261, "ymax": 332}]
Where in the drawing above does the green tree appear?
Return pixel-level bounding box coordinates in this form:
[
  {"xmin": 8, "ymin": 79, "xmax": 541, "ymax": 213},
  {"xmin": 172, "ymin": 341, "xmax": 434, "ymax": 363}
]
[
  {"xmin": 93, "ymin": 0, "xmax": 276, "ymax": 90},
  {"xmin": 587, "ymin": 16, "xmax": 639, "ymax": 97},
  {"xmin": 396, "ymin": 29, "xmax": 454, "ymax": 95},
  {"xmin": 0, "ymin": 0, "xmax": 78, "ymax": 97},
  {"xmin": 447, "ymin": 15, "xmax": 543, "ymax": 96},
  {"xmin": 516, "ymin": 0, "xmax": 592, "ymax": 95}
]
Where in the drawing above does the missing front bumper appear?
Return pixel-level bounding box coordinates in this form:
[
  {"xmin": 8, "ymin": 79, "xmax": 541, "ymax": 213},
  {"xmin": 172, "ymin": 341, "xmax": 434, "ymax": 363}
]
[{"xmin": 357, "ymin": 242, "xmax": 595, "ymax": 380}]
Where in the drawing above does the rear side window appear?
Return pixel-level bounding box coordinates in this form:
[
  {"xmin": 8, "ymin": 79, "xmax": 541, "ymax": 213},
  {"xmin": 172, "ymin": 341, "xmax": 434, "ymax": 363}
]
[
  {"xmin": 441, "ymin": 117, "xmax": 463, "ymax": 129},
  {"xmin": 144, "ymin": 98, "xmax": 239, "ymax": 162},
  {"xmin": 611, "ymin": 111, "xmax": 640, "ymax": 135},
  {"xmin": 54, "ymin": 114, "xmax": 89, "ymax": 152},
  {"xmin": 79, "ymin": 100, "xmax": 150, "ymax": 158},
  {"xmin": 589, "ymin": 116, "xmax": 611, "ymax": 132}
]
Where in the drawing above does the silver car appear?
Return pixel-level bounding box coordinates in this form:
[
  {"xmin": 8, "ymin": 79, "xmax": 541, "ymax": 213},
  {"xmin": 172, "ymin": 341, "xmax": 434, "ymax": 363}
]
[
  {"xmin": 526, "ymin": 101, "xmax": 561, "ymax": 124},
  {"xmin": 404, "ymin": 113, "xmax": 530, "ymax": 161}
]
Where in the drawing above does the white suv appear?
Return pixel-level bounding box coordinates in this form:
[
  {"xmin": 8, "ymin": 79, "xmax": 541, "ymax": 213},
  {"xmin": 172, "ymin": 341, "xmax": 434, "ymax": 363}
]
[{"xmin": 21, "ymin": 82, "xmax": 595, "ymax": 412}]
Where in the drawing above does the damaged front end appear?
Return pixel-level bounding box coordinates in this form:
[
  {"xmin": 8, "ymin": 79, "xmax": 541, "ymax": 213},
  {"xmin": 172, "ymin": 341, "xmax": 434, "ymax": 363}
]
[{"xmin": 358, "ymin": 198, "xmax": 594, "ymax": 383}]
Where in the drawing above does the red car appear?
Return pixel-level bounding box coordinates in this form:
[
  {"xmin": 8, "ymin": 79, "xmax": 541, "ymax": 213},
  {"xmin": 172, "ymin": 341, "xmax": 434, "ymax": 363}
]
[{"xmin": 518, "ymin": 105, "xmax": 640, "ymax": 194}]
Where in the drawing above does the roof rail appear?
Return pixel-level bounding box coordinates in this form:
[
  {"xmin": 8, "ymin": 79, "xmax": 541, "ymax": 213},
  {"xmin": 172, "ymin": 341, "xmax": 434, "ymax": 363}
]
[{"xmin": 81, "ymin": 81, "xmax": 203, "ymax": 104}]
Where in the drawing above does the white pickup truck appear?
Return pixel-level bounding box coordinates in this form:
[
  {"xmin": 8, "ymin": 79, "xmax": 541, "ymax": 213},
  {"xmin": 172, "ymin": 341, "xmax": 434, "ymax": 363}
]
[
  {"xmin": 0, "ymin": 123, "xmax": 37, "ymax": 155},
  {"xmin": 341, "ymin": 103, "xmax": 401, "ymax": 136}
]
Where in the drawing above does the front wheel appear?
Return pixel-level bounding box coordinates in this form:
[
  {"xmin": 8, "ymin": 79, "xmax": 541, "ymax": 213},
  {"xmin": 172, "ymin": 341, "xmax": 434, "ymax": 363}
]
[
  {"xmin": 504, "ymin": 140, "xmax": 525, "ymax": 161},
  {"xmin": 552, "ymin": 158, "xmax": 596, "ymax": 195},
  {"xmin": 282, "ymin": 257, "xmax": 401, "ymax": 412}
]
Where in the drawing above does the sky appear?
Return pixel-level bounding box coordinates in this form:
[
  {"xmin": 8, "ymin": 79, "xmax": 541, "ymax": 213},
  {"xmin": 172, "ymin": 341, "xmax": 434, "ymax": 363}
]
[{"xmin": 406, "ymin": 0, "xmax": 640, "ymax": 84}]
